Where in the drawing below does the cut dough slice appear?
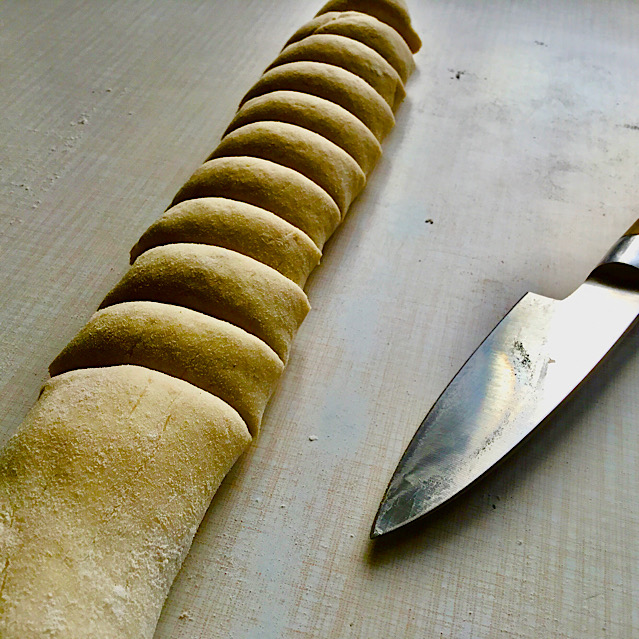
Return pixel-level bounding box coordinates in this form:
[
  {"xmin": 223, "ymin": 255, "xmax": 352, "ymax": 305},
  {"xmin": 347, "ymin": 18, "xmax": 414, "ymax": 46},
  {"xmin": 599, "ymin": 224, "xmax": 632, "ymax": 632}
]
[
  {"xmin": 208, "ymin": 121, "xmax": 366, "ymax": 216},
  {"xmin": 170, "ymin": 156, "xmax": 340, "ymax": 249},
  {"xmin": 0, "ymin": 365, "xmax": 250, "ymax": 639},
  {"xmin": 239, "ymin": 61, "xmax": 395, "ymax": 142},
  {"xmin": 268, "ymin": 34, "xmax": 405, "ymax": 111},
  {"xmin": 285, "ymin": 11, "xmax": 414, "ymax": 82},
  {"xmin": 316, "ymin": 0, "xmax": 422, "ymax": 53},
  {"xmin": 224, "ymin": 91, "xmax": 381, "ymax": 175},
  {"xmin": 100, "ymin": 243, "xmax": 310, "ymax": 363},
  {"xmin": 130, "ymin": 197, "xmax": 321, "ymax": 288},
  {"xmin": 49, "ymin": 301, "xmax": 283, "ymax": 434}
]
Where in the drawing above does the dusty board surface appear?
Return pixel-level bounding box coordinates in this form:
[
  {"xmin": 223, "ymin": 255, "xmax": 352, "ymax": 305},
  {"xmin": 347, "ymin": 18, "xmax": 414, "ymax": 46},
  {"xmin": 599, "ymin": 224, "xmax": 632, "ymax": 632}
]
[{"xmin": 1, "ymin": 1, "xmax": 638, "ymax": 637}]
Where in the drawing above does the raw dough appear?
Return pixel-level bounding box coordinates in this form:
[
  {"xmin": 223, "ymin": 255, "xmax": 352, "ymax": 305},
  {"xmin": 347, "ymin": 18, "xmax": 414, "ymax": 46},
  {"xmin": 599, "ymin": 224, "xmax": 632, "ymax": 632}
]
[
  {"xmin": 49, "ymin": 301, "xmax": 284, "ymax": 434},
  {"xmin": 130, "ymin": 197, "xmax": 321, "ymax": 288},
  {"xmin": 170, "ymin": 156, "xmax": 341, "ymax": 249},
  {"xmin": 239, "ymin": 61, "xmax": 395, "ymax": 141},
  {"xmin": 285, "ymin": 11, "xmax": 414, "ymax": 82},
  {"xmin": 101, "ymin": 243, "xmax": 310, "ymax": 363},
  {"xmin": 208, "ymin": 121, "xmax": 366, "ymax": 216},
  {"xmin": 0, "ymin": 2, "xmax": 420, "ymax": 634},
  {"xmin": 268, "ymin": 34, "xmax": 405, "ymax": 111},
  {"xmin": 316, "ymin": 0, "xmax": 422, "ymax": 53},
  {"xmin": 0, "ymin": 365, "xmax": 250, "ymax": 639},
  {"xmin": 224, "ymin": 91, "xmax": 382, "ymax": 175}
]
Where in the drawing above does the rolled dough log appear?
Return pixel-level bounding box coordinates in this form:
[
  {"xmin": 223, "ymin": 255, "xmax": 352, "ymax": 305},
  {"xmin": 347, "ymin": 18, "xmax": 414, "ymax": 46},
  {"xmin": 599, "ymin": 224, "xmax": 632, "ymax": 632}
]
[
  {"xmin": 285, "ymin": 11, "xmax": 414, "ymax": 82},
  {"xmin": 224, "ymin": 91, "xmax": 381, "ymax": 175},
  {"xmin": 268, "ymin": 34, "xmax": 405, "ymax": 111},
  {"xmin": 1, "ymin": 3, "xmax": 419, "ymax": 634},
  {"xmin": 130, "ymin": 197, "xmax": 321, "ymax": 288},
  {"xmin": 239, "ymin": 61, "xmax": 395, "ymax": 142},
  {"xmin": 170, "ymin": 156, "xmax": 341, "ymax": 248},
  {"xmin": 100, "ymin": 243, "xmax": 310, "ymax": 363},
  {"xmin": 0, "ymin": 365, "xmax": 250, "ymax": 639},
  {"xmin": 316, "ymin": 0, "xmax": 422, "ymax": 53},
  {"xmin": 49, "ymin": 301, "xmax": 283, "ymax": 434},
  {"xmin": 208, "ymin": 121, "xmax": 366, "ymax": 216}
]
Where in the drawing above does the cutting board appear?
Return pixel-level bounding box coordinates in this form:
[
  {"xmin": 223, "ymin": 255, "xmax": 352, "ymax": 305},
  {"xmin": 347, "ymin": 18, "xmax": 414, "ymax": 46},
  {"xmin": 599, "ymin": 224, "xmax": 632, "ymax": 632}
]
[{"xmin": 1, "ymin": 1, "xmax": 638, "ymax": 637}]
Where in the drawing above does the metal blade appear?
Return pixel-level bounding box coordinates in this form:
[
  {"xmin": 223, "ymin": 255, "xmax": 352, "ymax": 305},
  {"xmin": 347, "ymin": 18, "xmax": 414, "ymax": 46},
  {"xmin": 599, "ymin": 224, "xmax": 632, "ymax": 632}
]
[{"xmin": 372, "ymin": 280, "xmax": 639, "ymax": 538}]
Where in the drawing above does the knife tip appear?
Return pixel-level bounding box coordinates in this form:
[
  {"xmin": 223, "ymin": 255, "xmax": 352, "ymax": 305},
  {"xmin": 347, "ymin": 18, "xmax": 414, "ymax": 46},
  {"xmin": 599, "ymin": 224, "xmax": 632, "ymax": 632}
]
[{"xmin": 369, "ymin": 516, "xmax": 394, "ymax": 539}]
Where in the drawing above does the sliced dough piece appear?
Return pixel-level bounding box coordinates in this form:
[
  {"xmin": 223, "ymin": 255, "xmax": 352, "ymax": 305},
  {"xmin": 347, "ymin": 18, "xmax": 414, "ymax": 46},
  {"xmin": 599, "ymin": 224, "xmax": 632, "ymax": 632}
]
[
  {"xmin": 49, "ymin": 301, "xmax": 283, "ymax": 434},
  {"xmin": 239, "ymin": 61, "xmax": 395, "ymax": 142},
  {"xmin": 101, "ymin": 243, "xmax": 310, "ymax": 363},
  {"xmin": 316, "ymin": 0, "xmax": 421, "ymax": 53},
  {"xmin": 130, "ymin": 197, "xmax": 321, "ymax": 288},
  {"xmin": 0, "ymin": 365, "xmax": 250, "ymax": 639},
  {"xmin": 268, "ymin": 34, "xmax": 405, "ymax": 111},
  {"xmin": 170, "ymin": 156, "xmax": 340, "ymax": 249},
  {"xmin": 224, "ymin": 91, "xmax": 381, "ymax": 175},
  {"xmin": 285, "ymin": 11, "xmax": 414, "ymax": 83},
  {"xmin": 209, "ymin": 121, "xmax": 365, "ymax": 216}
]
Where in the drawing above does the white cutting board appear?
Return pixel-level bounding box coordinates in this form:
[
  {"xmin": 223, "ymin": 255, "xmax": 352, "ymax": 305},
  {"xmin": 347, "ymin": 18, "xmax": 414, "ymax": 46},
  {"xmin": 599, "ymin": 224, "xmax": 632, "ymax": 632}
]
[{"xmin": 1, "ymin": 1, "xmax": 638, "ymax": 637}]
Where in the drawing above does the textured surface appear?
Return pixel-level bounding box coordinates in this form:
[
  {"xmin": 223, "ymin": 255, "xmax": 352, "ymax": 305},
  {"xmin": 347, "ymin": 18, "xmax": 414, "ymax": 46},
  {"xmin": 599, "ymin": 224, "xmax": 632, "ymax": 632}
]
[
  {"xmin": 1, "ymin": 1, "xmax": 638, "ymax": 638},
  {"xmin": 0, "ymin": 365, "xmax": 251, "ymax": 639}
]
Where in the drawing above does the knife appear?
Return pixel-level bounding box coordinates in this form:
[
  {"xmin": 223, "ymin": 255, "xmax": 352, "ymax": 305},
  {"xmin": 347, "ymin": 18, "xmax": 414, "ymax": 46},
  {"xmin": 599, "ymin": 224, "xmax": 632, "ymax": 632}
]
[{"xmin": 371, "ymin": 220, "xmax": 639, "ymax": 539}]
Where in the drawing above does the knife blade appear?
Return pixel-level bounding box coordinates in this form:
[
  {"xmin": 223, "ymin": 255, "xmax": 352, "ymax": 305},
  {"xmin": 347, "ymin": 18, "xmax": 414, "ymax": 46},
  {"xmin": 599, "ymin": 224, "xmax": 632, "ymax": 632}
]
[{"xmin": 371, "ymin": 220, "xmax": 639, "ymax": 539}]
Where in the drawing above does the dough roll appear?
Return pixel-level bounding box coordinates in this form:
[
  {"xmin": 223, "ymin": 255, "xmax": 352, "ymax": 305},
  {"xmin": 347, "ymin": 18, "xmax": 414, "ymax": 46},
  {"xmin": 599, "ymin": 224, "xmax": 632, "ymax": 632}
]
[
  {"xmin": 170, "ymin": 156, "xmax": 341, "ymax": 248},
  {"xmin": 268, "ymin": 34, "xmax": 406, "ymax": 111},
  {"xmin": 1, "ymin": 1, "xmax": 420, "ymax": 634},
  {"xmin": 0, "ymin": 366, "xmax": 250, "ymax": 639},
  {"xmin": 101, "ymin": 243, "xmax": 310, "ymax": 363},
  {"xmin": 285, "ymin": 11, "xmax": 415, "ymax": 82},
  {"xmin": 49, "ymin": 301, "xmax": 284, "ymax": 434},
  {"xmin": 208, "ymin": 121, "xmax": 366, "ymax": 216},
  {"xmin": 224, "ymin": 91, "xmax": 382, "ymax": 175},
  {"xmin": 239, "ymin": 61, "xmax": 395, "ymax": 141}
]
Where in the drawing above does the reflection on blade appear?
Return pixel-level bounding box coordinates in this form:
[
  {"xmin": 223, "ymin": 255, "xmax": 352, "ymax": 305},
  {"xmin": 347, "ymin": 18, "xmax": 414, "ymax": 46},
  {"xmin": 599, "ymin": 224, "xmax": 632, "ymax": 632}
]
[{"xmin": 372, "ymin": 281, "xmax": 639, "ymax": 538}]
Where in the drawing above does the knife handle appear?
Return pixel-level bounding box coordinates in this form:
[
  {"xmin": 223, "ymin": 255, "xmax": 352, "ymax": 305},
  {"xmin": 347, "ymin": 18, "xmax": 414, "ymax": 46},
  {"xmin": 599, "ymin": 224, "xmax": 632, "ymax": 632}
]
[{"xmin": 588, "ymin": 219, "xmax": 639, "ymax": 286}]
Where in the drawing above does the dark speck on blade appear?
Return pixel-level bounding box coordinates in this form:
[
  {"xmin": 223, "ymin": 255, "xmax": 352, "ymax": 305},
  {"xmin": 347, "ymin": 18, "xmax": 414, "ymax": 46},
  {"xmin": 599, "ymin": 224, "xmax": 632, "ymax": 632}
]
[{"xmin": 513, "ymin": 340, "xmax": 531, "ymax": 368}]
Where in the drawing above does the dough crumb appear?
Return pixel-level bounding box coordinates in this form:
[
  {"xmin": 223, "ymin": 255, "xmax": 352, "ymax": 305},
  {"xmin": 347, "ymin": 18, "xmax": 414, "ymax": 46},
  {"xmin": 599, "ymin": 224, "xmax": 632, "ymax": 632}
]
[
  {"xmin": 308, "ymin": 435, "xmax": 318, "ymax": 441},
  {"xmin": 178, "ymin": 610, "xmax": 193, "ymax": 620}
]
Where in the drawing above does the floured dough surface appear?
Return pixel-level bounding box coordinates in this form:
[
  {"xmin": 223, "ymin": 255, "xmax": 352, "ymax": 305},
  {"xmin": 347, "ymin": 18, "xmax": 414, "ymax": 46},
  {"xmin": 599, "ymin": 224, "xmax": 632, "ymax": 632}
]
[
  {"xmin": 285, "ymin": 11, "xmax": 414, "ymax": 82},
  {"xmin": 224, "ymin": 91, "xmax": 382, "ymax": 175},
  {"xmin": 101, "ymin": 243, "xmax": 310, "ymax": 363},
  {"xmin": 239, "ymin": 61, "xmax": 395, "ymax": 141},
  {"xmin": 0, "ymin": 366, "xmax": 251, "ymax": 639},
  {"xmin": 130, "ymin": 197, "xmax": 321, "ymax": 288},
  {"xmin": 170, "ymin": 156, "xmax": 341, "ymax": 248},
  {"xmin": 316, "ymin": 0, "xmax": 422, "ymax": 53},
  {"xmin": 49, "ymin": 301, "xmax": 284, "ymax": 434},
  {"xmin": 209, "ymin": 121, "xmax": 366, "ymax": 216},
  {"xmin": 269, "ymin": 34, "xmax": 405, "ymax": 111}
]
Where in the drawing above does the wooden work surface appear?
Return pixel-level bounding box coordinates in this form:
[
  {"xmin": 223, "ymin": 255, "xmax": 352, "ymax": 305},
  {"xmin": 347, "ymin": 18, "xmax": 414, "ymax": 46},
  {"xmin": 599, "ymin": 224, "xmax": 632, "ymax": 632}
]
[{"xmin": 1, "ymin": 1, "xmax": 638, "ymax": 637}]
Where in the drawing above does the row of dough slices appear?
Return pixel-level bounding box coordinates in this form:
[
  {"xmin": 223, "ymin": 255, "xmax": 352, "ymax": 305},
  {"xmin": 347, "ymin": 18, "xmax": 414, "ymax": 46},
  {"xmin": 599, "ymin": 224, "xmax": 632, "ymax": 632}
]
[
  {"xmin": 0, "ymin": 3, "xmax": 420, "ymax": 638},
  {"xmin": 50, "ymin": 1, "xmax": 421, "ymax": 438}
]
